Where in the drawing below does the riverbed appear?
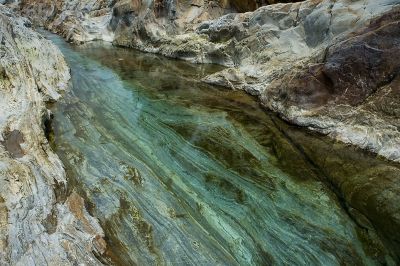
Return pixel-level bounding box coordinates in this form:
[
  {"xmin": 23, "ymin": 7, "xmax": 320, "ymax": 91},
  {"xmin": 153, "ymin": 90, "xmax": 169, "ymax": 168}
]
[{"xmin": 45, "ymin": 32, "xmax": 397, "ymax": 265}]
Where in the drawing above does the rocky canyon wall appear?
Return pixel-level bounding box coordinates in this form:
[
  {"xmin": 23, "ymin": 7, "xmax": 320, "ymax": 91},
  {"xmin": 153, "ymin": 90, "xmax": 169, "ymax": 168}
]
[
  {"xmin": 5, "ymin": 0, "xmax": 400, "ymax": 262},
  {"xmin": 0, "ymin": 5, "xmax": 106, "ymax": 265},
  {"xmin": 12, "ymin": 0, "xmax": 400, "ymax": 164}
]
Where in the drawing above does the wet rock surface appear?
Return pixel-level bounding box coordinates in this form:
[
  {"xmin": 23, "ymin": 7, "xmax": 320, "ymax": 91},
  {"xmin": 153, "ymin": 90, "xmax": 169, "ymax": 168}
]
[
  {"xmin": 271, "ymin": 117, "xmax": 400, "ymax": 263},
  {"xmin": 2, "ymin": 0, "xmax": 400, "ymax": 264},
  {"xmin": 200, "ymin": 1, "xmax": 400, "ymax": 162},
  {"xmin": 262, "ymin": 5, "xmax": 400, "ymax": 162},
  {"xmin": 12, "ymin": 0, "xmax": 400, "ymax": 163},
  {"xmin": 48, "ymin": 34, "xmax": 399, "ymax": 264},
  {"xmin": 0, "ymin": 5, "xmax": 106, "ymax": 265}
]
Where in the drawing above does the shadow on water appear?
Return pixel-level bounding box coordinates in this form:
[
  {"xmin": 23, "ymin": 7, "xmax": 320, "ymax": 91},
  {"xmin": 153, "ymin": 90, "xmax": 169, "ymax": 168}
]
[{"xmin": 44, "ymin": 32, "xmax": 400, "ymax": 265}]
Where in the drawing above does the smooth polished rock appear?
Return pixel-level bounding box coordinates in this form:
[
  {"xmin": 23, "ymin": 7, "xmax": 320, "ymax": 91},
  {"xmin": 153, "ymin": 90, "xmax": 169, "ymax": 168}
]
[
  {"xmin": 261, "ymin": 5, "xmax": 400, "ymax": 162},
  {"xmin": 9, "ymin": 0, "xmax": 400, "ymax": 263},
  {"xmin": 0, "ymin": 6, "xmax": 105, "ymax": 265},
  {"xmin": 18, "ymin": 0, "xmax": 115, "ymax": 43},
  {"xmin": 48, "ymin": 32, "xmax": 398, "ymax": 265},
  {"xmin": 14, "ymin": 0, "xmax": 400, "ymax": 163},
  {"xmin": 200, "ymin": 1, "xmax": 400, "ymax": 163}
]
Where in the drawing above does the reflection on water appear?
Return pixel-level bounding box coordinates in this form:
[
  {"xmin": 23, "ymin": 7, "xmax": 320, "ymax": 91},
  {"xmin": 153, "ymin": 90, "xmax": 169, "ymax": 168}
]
[{"xmin": 47, "ymin": 33, "xmax": 397, "ymax": 265}]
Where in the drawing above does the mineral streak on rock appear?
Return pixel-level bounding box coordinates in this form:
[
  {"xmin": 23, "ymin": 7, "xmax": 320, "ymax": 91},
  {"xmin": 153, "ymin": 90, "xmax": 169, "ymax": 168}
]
[
  {"xmin": 0, "ymin": 5, "xmax": 106, "ymax": 265},
  {"xmin": 3, "ymin": 0, "xmax": 400, "ymax": 264},
  {"xmin": 49, "ymin": 34, "xmax": 399, "ymax": 264},
  {"xmin": 13, "ymin": 0, "xmax": 400, "ymax": 163}
]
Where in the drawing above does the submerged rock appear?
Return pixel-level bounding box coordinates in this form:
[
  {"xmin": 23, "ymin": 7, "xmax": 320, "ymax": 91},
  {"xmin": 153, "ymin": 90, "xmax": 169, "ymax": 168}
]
[
  {"xmin": 6, "ymin": 0, "xmax": 400, "ymax": 263},
  {"xmin": 199, "ymin": 0, "xmax": 400, "ymax": 163},
  {"xmin": 0, "ymin": 5, "xmax": 106, "ymax": 265},
  {"xmin": 13, "ymin": 0, "xmax": 400, "ymax": 163},
  {"xmin": 48, "ymin": 35, "xmax": 398, "ymax": 264}
]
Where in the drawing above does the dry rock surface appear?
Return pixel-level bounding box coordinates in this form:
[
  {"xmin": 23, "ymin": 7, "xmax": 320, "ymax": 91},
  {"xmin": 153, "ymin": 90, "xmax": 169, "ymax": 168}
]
[{"xmin": 0, "ymin": 5, "xmax": 106, "ymax": 265}]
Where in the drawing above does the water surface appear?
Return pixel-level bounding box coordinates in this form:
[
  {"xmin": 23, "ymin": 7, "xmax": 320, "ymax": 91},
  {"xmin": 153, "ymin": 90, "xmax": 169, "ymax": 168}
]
[{"xmin": 47, "ymin": 33, "xmax": 395, "ymax": 265}]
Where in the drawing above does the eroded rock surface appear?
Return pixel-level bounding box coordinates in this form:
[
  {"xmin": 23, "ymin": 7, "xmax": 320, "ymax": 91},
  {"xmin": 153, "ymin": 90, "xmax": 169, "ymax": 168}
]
[
  {"xmin": 15, "ymin": 0, "xmax": 301, "ymax": 43},
  {"xmin": 200, "ymin": 1, "xmax": 400, "ymax": 163},
  {"xmin": 7, "ymin": 0, "xmax": 400, "ymax": 263},
  {"xmin": 0, "ymin": 5, "xmax": 105, "ymax": 265},
  {"xmin": 48, "ymin": 35, "xmax": 399, "ymax": 265},
  {"xmin": 12, "ymin": 0, "xmax": 400, "ymax": 163}
]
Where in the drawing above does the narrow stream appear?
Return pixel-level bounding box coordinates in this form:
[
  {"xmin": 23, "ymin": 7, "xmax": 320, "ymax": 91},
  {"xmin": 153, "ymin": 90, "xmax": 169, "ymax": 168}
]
[{"xmin": 46, "ymin": 32, "xmax": 396, "ymax": 265}]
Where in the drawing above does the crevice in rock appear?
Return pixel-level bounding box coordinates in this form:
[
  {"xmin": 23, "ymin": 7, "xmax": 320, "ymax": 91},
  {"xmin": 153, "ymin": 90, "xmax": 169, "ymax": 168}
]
[
  {"xmin": 267, "ymin": 112, "xmax": 391, "ymax": 259},
  {"xmin": 325, "ymin": 0, "xmax": 336, "ymax": 39},
  {"xmin": 43, "ymin": 112, "xmax": 54, "ymax": 142}
]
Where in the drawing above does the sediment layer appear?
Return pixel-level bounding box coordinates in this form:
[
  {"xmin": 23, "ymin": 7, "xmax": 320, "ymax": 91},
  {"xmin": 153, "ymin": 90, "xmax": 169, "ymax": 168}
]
[
  {"xmin": 0, "ymin": 5, "xmax": 106, "ymax": 265},
  {"xmin": 2, "ymin": 0, "xmax": 400, "ymax": 263},
  {"xmin": 13, "ymin": 0, "xmax": 400, "ymax": 162}
]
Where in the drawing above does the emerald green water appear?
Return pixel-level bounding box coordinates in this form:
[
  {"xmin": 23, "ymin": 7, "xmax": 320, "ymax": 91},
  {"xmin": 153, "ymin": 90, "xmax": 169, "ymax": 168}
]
[{"xmin": 47, "ymin": 33, "xmax": 395, "ymax": 265}]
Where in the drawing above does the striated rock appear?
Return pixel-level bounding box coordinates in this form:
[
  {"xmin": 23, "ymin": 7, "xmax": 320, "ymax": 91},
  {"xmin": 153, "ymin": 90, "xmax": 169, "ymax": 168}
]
[
  {"xmin": 261, "ymin": 4, "xmax": 400, "ymax": 162},
  {"xmin": 270, "ymin": 116, "xmax": 400, "ymax": 263},
  {"xmin": 17, "ymin": 0, "xmax": 230, "ymax": 44},
  {"xmin": 199, "ymin": 0, "xmax": 400, "ymax": 163},
  {"xmin": 16, "ymin": 0, "xmax": 302, "ymax": 44},
  {"xmin": 49, "ymin": 36, "xmax": 398, "ymax": 264},
  {"xmin": 16, "ymin": 1, "xmax": 400, "ymax": 164},
  {"xmin": 197, "ymin": 2, "xmax": 400, "ymax": 257},
  {"xmin": 18, "ymin": 0, "xmax": 115, "ymax": 43},
  {"xmin": 0, "ymin": 5, "xmax": 105, "ymax": 265},
  {"xmin": 9, "ymin": 0, "xmax": 400, "ymax": 262}
]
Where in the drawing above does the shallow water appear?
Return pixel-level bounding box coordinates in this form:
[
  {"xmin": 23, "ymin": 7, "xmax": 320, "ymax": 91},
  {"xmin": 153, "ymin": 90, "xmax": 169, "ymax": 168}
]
[{"xmin": 47, "ymin": 33, "xmax": 395, "ymax": 265}]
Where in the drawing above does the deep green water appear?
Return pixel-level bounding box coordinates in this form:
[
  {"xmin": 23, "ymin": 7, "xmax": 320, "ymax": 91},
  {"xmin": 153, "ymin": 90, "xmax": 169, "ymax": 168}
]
[{"xmin": 47, "ymin": 33, "xmax": 394, "ymax": 265}]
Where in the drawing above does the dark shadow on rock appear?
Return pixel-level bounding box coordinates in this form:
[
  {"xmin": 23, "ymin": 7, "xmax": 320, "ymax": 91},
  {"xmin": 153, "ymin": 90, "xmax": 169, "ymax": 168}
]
[{"xmin": 1, "ymin": 130, "xmax": 25, "ymax": 158}]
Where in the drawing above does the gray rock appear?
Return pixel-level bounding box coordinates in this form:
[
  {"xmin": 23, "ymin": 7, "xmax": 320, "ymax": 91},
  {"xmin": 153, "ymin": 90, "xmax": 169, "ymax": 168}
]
[
  {"xmin": 0, "ymin": 5, "xmax": 105, "ymax": 265},
  {"xmin": 8, "ymin": 0, "xmax": 400, "ymax": 262}
]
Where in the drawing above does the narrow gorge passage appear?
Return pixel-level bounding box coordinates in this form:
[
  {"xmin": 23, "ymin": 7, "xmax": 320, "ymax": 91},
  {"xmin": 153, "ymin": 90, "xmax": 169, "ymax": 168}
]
[{"xmin": 46, "ymin": 32, "xmax": 395, "ymax": 265}]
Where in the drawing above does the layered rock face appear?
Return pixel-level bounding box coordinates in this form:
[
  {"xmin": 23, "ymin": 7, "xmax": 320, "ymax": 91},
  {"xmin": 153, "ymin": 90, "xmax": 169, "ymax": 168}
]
[
  {"xmin": 14, "ymin": 0, "xmax": 400, "ymax": 163},
  {"xmin": 17, "ymin": 0, "xmax": 115, "ymax": 43},
  {"xmin": 200, "ymin": 0, "xmax": 400, "ymax": 162},
  {"xmin": 0, "ymin": 5, "xmax": 106, "ymax": 265},
  {"xmin": 16, "ymin": 0, "xmax": 300, "ymax": 43},
  {"xmin": 9, "ymin": 0, "xmax": 400, "ymax": 262}
]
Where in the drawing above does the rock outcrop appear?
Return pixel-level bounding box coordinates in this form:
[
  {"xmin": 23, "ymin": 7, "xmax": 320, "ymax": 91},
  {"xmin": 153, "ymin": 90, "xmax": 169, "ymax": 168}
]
[
  {"xmin": 199, "ymin": 0, "xmax": 400, "ymax": 162},
  {"xmin": 15, "ymin": 0, "xmax": 301, "ymax": 43},
  {"xmin": 17, "ymin": 0, "xmax": 115, "ymax": 43},
  {"xmin": 0, "ymin": 5, "xmax": 106, "ymax": 265}
]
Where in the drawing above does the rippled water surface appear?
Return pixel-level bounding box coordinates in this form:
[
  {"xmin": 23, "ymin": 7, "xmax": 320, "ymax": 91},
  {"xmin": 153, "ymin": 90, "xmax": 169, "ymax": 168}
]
[{"xmin": 46, "ymin": 33, "xmax": 393, "ymax": 265}]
